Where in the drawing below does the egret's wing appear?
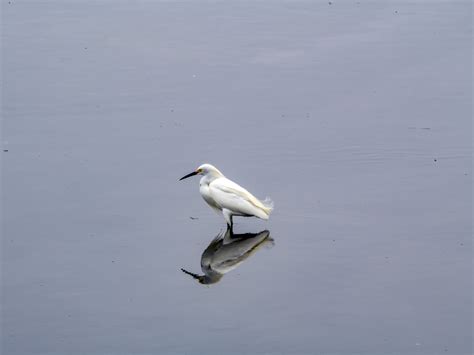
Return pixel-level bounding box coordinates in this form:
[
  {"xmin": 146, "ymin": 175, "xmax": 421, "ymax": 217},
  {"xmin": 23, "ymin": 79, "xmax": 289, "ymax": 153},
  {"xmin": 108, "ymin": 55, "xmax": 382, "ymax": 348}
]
[
  {"xmin": 217, "ymin": 178, "xmax": 272, "ymax": 213},
  {"xmin": 209, "ymin": 178, "xmax": 271, "ymax": 219}
]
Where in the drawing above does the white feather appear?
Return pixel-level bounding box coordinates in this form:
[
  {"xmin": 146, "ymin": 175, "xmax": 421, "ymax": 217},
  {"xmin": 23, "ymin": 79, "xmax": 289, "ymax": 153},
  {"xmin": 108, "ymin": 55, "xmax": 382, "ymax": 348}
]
[{"xmin": 186, "ymin": 163, "xmax": 273, "ymax": 226}]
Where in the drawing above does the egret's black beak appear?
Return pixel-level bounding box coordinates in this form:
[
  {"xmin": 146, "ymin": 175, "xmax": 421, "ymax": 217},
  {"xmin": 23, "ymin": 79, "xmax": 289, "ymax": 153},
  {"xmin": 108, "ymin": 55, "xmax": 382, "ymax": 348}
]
[{"xmin": 179, "ymin": 171, "xmax": 198, "ymax": 181}]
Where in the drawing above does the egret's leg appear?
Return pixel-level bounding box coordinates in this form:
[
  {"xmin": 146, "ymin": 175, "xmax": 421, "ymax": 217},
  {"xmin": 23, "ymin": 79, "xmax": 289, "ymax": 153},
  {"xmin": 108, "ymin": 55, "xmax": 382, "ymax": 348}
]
[{"xmin": 222, "ymin": 209, "xmax": 233, "ymax": 230}]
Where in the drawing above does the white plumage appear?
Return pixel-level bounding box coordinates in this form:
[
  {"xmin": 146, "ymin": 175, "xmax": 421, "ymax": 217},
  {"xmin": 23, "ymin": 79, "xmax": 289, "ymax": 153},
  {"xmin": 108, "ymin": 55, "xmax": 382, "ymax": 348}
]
[{"xmin": 179, "ymin": 163, "xmax": 273, "ymax": 228}]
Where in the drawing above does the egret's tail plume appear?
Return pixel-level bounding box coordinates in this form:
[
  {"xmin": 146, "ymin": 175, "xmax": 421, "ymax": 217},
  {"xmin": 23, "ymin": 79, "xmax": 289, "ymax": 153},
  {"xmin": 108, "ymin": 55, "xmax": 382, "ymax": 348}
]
[{"xmin": 262, "ymin": 197, "xmax": 274, "ymax": 215}]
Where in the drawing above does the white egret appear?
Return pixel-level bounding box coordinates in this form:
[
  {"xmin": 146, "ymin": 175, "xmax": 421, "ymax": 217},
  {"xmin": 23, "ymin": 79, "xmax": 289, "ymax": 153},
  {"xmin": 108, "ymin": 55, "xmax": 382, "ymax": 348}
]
[{"xmin": 179, "ymin": 163, "xmax": 273, "ymax": 229}]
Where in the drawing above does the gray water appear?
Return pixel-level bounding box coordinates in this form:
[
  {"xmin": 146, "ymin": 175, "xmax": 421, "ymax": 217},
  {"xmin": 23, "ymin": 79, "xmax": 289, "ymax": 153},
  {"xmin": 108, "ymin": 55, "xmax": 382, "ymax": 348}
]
[{"xmin": 1, "ymin": 1, "xmax": 472, "ymax": 354}]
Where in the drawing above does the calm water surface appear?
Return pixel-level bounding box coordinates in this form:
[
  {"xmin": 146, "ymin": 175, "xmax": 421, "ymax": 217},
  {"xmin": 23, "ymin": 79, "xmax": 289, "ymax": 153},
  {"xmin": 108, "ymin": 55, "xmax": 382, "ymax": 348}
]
[{"xmin": 2, "ymin": 1, "xmax": 472, "ymax": 354}]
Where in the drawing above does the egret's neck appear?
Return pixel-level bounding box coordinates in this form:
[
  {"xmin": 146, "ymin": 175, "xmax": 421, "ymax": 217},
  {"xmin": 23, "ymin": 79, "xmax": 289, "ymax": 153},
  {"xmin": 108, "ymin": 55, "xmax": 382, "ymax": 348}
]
[{"xmin": 200, "ymin": 171, "xmax": 223, "ymax": 185}]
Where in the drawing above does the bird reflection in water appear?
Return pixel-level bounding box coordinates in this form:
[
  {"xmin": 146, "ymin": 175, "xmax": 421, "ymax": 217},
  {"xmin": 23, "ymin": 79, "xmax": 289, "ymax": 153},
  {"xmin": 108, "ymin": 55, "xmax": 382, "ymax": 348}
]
[{"xmin": 181, "ymin": 229, "xmax": 274, "ymax": 285}]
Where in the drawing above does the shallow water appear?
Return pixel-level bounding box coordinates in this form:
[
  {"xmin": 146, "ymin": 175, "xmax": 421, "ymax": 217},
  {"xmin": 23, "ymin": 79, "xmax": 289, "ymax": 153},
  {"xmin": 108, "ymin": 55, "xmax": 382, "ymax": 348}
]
[{"xmin": 1, "ymin": 1, "xmax": 472, "ymax": 354}]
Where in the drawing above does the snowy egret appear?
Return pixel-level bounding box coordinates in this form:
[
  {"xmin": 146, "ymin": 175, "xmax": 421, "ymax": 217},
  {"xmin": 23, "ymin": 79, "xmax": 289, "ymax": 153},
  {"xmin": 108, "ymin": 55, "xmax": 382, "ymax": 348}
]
[
  {"xmin": 179, "ymin": 163, "xmax": 273, "ymax": 229},
  {"xmin": 181, "ymin": 229, "xmax": 274, "ymax": 284}
]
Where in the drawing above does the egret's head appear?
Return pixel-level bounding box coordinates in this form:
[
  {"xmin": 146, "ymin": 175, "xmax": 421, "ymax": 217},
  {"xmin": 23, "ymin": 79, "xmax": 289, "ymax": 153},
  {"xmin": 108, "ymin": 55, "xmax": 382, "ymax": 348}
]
[{"xmin": 179, "ymin": 163, "xmax": 223, "ymax": 181}]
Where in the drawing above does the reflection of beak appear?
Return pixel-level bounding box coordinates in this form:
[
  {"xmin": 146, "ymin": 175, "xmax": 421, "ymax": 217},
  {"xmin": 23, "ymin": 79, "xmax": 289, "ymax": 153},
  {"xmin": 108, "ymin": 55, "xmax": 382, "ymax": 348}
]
[
  {"xmin": 181, "ymin": 268, "xmax": 202, "ymax": 280},
  {"xmin": 179, "ymin": 171, "xmax": 198, "ymax": 181}
]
